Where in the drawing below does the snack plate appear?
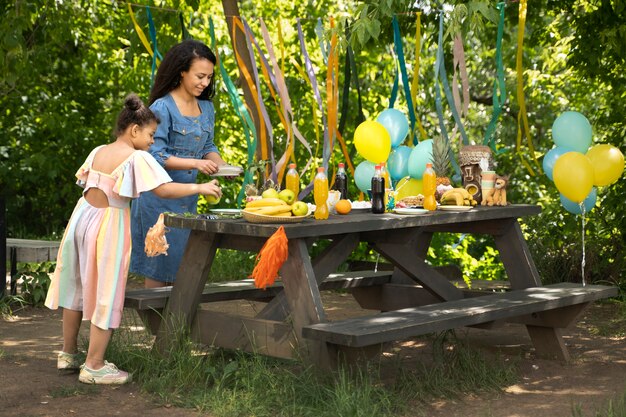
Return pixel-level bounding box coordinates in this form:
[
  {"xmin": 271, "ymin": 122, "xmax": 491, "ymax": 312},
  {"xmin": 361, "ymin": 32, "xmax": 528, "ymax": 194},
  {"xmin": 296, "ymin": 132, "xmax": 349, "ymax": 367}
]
[
  {"xmin": 393, "ymin": 208, "xmax": 430, "ymax": 215},
  {"xmin": 438, "ymin": 205, "xmax": 473, "ymax": 211},
  {"xmin": 350, "ymin": 206, "xmax": 372, "ymax": 212},
  {"xmin": 209, "ymin": 209, "xmax": 242, "ymax": 216},
  {"xmin": 242, "ymin": 211, "xmax": 309, "ymax": 223}
]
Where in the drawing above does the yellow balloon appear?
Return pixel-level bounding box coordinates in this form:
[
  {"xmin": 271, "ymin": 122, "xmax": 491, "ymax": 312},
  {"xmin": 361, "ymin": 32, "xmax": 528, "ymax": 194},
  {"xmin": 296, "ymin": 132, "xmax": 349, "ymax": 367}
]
[
  {"xmin": 354, "ymin": 120, "xmax": 391, "ymax": 163},
  {"xmin": 586, "ymin": 144, "xmax": 625, "ymax": 186},
  {"xmin": 393, "ymin": 176, "xmax": 423, "ymax": 201},
  {"xmin": 553, "ymin": 152, "xmax": 594, "ymax": 203}
]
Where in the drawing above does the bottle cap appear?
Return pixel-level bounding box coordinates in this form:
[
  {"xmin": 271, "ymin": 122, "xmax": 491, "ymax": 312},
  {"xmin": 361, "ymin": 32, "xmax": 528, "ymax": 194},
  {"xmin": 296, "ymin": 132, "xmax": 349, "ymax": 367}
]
[
  {"xmin": 338, "ymin": 163, "xmax": 345, "ymax": 168},
  {"xmin": 289, "ymin": 163, "xmax": 296, "ymax": 169},
  {"xmin": 426, "ymin": 163, "xmax": 433, "ymax": 168},
  {"xmin": 317, "ymin": 167, "xmax": 325, "ymax": 173},
  {"xmin": 374, "ymin": 164, "xmax": 381, "ymax": 169}
]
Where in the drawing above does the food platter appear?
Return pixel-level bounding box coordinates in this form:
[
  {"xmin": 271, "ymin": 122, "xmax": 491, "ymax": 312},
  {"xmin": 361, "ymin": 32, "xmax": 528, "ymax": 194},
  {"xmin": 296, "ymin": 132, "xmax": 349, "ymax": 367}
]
[
  {"xmin": 393, "ymin": 207, "xmax": 430, "ymax": 215},
  {"xmin": 242, "ymin": 211, "xmax": 309, "ymax": 223},
  {"xmin": 438, "ymin": 205, "xmax": 473, "ymax": 211}
]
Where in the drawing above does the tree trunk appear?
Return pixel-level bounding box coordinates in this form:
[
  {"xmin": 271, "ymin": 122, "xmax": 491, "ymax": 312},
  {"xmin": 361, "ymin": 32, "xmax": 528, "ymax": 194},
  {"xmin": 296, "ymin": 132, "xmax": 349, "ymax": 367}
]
[{"xmin": 221, "ymin": 0, "xmax": 268, "ymax": 166}]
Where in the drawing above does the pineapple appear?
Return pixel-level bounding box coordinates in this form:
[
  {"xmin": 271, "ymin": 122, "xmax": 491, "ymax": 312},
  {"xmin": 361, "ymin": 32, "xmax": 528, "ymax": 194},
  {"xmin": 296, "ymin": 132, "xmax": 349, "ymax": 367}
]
[{"xmin": 432, "ymin": 135, "xmax": 454, "ymax": 200}]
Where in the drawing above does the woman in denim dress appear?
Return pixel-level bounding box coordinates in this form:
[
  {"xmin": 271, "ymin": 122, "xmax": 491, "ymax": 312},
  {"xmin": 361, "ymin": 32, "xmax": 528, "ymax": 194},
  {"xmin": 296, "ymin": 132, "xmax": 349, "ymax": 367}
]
[{"xmin": 130, "ymin": 40, "xmax": 227, "ymax": 288}]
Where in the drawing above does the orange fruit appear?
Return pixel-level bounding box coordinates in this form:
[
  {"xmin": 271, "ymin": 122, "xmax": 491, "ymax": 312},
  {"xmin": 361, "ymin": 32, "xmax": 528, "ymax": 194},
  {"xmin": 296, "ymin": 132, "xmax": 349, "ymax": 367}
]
[{"xmin": 335, "ymin": 199, "xmax": 352, "ymax": 215}]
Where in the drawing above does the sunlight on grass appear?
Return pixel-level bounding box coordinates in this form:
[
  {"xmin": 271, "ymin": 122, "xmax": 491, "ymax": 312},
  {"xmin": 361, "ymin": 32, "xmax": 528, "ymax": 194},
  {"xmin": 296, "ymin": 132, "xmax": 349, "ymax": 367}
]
[{"xmin": 571, "ymin": 389, "xmax": 626, "ymax": 417}]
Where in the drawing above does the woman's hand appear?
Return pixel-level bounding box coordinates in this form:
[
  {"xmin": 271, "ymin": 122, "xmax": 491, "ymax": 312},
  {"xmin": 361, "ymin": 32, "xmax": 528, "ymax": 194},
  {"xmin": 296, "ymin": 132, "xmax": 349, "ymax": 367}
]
[{"xmin": 195, "ymin": 158, "xmax": 220, "ymax": 175}]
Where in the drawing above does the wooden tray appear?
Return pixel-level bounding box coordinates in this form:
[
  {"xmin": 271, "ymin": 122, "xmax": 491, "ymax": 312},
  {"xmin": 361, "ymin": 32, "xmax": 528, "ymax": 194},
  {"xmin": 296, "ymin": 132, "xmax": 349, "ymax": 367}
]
[{"xmin": 242, "ymin": 210, "xmax": 309, "ymax": 223}]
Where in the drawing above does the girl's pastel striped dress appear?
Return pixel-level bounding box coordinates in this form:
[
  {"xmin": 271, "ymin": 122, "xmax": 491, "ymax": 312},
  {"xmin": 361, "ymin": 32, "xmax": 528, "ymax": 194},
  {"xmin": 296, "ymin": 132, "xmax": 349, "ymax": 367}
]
[{"xmin": 45, "ymin": 146, "xmax": 172, "ymax": 330}]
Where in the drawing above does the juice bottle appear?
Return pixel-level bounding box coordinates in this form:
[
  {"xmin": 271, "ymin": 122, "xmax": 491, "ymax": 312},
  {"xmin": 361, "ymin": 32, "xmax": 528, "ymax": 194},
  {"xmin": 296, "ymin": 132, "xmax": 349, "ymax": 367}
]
[
  {"xmin": 285, "ymin": 163, "xmax": 300, "ymax": 198},
  {"xmin": 380, "ymin": 162, "xmax": 392, "ymax": 191},
  {"xmin": 314, "ymin": 167, "xmax": 329, "ymax": 220},
  {"xmin": 423, "ymin": 162, "xmax": 437, "ymax": 211},
  {"xmin": 333, "ymin": 162, "xmax": 348, "ymax": 200},
  {"xmin": 371, "ymin": 164, "xmax": 385, "ymax": 214}
]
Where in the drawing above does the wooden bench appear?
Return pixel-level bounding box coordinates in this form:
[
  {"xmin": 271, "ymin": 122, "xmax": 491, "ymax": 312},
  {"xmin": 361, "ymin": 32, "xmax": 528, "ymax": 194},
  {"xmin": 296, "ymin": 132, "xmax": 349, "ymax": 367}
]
[
  {"xmin": 2, "ymin": 238, "xmax": 60, "ymax": 297},
  {"xmin": 302, "ymin": 283, "xmax": 617, "ymax": 361},
  {"xmin": 124, "ymin": 270, "xmax": 395, "ymax": 311}
]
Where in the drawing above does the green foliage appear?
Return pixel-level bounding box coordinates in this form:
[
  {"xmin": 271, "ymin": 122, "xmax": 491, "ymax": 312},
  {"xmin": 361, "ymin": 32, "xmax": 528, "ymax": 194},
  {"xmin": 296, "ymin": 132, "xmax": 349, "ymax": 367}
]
[{"xmin": 17, "ymin": 262, "xmax": 54, "ymax": 306}]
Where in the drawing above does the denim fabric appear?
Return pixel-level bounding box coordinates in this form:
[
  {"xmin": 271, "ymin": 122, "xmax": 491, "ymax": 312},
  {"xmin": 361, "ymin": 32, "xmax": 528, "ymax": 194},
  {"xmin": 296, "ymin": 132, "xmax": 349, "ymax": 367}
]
[{"xmin": 130, "ymin": 94, "xmax": 219, "ymax": 282}]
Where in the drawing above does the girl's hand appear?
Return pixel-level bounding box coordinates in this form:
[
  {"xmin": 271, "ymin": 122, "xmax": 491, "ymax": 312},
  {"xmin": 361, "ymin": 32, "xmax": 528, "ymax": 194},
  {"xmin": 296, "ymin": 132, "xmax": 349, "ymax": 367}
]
[
  {"xmin": 196, "ymin": 159, "xmax": 219, "ymax": 175},
  {"xmin": 198, "ymin": 179, "xmax": 222, "ymax": 198}
]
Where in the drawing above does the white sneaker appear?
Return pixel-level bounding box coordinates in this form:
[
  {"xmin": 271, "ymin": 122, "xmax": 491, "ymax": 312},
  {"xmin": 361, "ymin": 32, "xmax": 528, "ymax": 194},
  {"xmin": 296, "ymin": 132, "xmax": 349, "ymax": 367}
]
[
  {"xmin": 57, "ymin": 351, "xmax": 82, "ymax": 371},
  {"xmin": 78, "ymin": 361, "xmax": 132, "ymax": 385}
]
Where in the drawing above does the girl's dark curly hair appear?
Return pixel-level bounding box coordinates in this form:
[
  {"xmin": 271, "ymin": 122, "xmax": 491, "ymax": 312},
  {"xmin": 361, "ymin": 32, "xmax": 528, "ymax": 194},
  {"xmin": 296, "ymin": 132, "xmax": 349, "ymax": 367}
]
[
  {"xmin": 148, "ymin": 39, "xmax": 217, "ymax": 105},
  {"xmin": 115, "ymin": 93, "xmax": 159, "ymax": 136}
]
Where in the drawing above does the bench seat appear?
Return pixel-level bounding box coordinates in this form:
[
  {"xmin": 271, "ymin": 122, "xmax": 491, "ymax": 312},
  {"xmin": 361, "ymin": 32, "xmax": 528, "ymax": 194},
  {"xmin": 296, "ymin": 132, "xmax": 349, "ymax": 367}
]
[
  {"xmin": 302, "ymin": 283, "xmax": 617, "ymax": 348},
  {"xmin": 124, "ymin": 270, "xmax": 394, "ymax": 311}
]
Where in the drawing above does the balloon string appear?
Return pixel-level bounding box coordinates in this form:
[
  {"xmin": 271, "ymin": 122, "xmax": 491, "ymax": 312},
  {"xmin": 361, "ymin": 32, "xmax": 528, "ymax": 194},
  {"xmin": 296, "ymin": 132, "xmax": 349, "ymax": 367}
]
[{"xmin": 580, "ymin": 201, "xmax": 586, "ymax": 287}]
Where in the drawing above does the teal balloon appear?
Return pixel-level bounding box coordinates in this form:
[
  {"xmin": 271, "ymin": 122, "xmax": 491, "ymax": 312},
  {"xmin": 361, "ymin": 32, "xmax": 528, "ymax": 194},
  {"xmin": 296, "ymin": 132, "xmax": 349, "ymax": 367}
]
[
  {"xmin": 354, "ymin": 161, "xmax": 376, "ymax": 193},
  {"xmin": 552, "ymin": 111, "xmax": 592, "ymax": 154},
  {"xmin": 387, "ymin": 146, "xmax": 412, "ymax": 181},
  {"xmin": 376, "ymin": 108, "xmax": 409, "ymax": 149},
  {"xmin": 542, "ymin": 146, "xmax": 576, "ymax": 181},
  {"xmin": 560, "ymin": 187, "xmax": 597, "ymax": 215},
  {"xmin": 407, "ymin": 139, "xmax": 433, "ymax": 179}
]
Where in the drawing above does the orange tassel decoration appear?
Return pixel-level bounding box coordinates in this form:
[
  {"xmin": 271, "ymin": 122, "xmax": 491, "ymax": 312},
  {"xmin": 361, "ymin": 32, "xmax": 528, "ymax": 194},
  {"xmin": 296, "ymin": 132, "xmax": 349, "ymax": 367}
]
[
  {"xmin": 249, "ymin": 226, "xmax": 289, "ymax": 289},
  {"xmin": 144, "ymin": 213, "xmax": 169, "ymax": 257}
]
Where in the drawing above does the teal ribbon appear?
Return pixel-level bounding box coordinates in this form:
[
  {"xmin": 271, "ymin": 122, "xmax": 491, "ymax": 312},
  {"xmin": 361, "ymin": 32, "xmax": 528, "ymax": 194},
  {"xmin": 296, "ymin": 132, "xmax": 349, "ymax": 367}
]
[
  {"xmin": 392, "ymin": 16, "xmax": 416, "ymax": 136},
  {"xmin": 389, "ymin": 59, "xmax": 399, "ymax": 109},
  {"xmin": 435, "ymin": 10, "xmax": 462, "ymax": 181},
  {"xmin": 315, "ymin": 18, "xmax": 328, "ymax": 65},
  {"xmin": 483, "ymin": 2, "xmax": 507, "ymax": 152},
  {"xmin": 209, "ymin": 18, "xmax": 257, "ymax": 208},
  {"xmin": 179, "ymin": 12, "xmax": 190, "ymax": 40},
  {"xmin": 146, "ymin": 6, "xmax": 163, "ymax": 90}
]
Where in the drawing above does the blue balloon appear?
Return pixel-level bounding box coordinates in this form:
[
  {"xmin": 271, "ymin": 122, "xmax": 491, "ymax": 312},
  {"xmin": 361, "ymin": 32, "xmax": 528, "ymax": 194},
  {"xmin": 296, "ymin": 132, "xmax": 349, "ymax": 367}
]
[
  {"xmin": 407, "ymin": 139, "xmax": 433, "ymax": 179},
  {"xmin": 376, "ymin": 108, "xmax": 410, "ymax": 149},
  {"xmin": 387, "ymin": 145, "xmax": 412, "ymax": 181},
  {"xmin": 552, "ymin": 111, "xmax": 592, "ymax": 154},
  {"xmin": 560, "ymin": 187, "xmax": 597, "ymax": 215},
  {"xmin": 354, "ymin": 161, "xmax": 376, "ymax": 193},
  {"xmin": 542, "ymin": 146, "xmax": 576, "ymax": 181}
]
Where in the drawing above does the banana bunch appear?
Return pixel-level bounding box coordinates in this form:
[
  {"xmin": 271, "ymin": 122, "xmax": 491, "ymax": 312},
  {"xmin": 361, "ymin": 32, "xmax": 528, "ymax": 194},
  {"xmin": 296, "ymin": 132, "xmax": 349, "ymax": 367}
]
[
  {"xmin": 440, "ymin": 188, "xmax": 477, "ymax": 206},
  {"xmin": 243, "ymin": 198, "xmax": 293, "ymax": 216}
]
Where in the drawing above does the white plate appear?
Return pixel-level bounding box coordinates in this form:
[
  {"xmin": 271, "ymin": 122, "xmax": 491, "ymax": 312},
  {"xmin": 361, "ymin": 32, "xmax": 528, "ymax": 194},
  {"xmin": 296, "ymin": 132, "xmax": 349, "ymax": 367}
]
[
  {"xmin": 209, "ymin": 209, "xmax": 242, "ymax": 216},
  {"xmin": 394, "ymin": 208, "xmax": 430, "ymax": 215},
  {"xmin": 350, "ymin": 206, "xmax": 372, "ymax": 212},
  {"xmin": 438, "ymin": 205, "xmax": 473, "ymax": 211}
]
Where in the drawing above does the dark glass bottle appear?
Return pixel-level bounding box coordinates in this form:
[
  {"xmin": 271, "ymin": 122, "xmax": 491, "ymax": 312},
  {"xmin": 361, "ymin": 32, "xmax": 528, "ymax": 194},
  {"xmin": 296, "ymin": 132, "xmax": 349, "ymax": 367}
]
[
  {"xmin": 334, "ymin": 162, "xmax": 348, "ymax": 200},
  {"xmin": 371, "ymin": 164, "xmax": 385, "ymax": 214}
]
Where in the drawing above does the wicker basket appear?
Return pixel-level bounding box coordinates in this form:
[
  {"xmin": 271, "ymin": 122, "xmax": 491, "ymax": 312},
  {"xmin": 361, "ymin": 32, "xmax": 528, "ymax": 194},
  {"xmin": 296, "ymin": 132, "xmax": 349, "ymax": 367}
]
[{"xmin": 242, "ymin": 211, "xmax": 309, "ymax": 224}]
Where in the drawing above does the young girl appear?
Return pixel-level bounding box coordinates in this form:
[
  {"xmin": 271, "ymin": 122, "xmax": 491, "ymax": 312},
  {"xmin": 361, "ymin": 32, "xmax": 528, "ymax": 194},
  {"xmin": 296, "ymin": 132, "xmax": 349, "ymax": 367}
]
[
  {"xmin": 45, "ymin": 93, "xmax": 221, "ymax": 385},
  {"xmin": 130, "ymin": 39, "xmax": 230, "ymax": 289}
]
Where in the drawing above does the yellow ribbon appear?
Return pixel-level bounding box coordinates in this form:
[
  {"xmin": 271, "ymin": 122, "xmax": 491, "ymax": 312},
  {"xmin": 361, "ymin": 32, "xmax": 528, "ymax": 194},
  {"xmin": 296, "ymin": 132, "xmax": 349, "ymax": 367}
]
[{"xmin": 127, "ymin": 2, "xmax": 160, "ymax": 65}]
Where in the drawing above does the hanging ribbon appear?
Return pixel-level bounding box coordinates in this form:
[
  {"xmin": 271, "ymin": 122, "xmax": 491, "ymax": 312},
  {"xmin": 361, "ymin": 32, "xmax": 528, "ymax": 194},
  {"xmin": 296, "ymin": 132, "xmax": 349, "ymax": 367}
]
[
  {"xmin": 179, "ymin": 13, "xmax": 190, "ymax": 40},
  {"xmin": 145, "ymin": 6, "xmax": 163, "ymax": 89},
  {"xmin": 392, "ymin": 16, "xmax": 416, "ymax": 137},
  {"xmin": 409, "ymin": 12, "xmax": 428, "ymax": 143},
  {"xmin": 209, "ymin": 18, "xmax": 257, "ymax": 208},
  {"xmin": 434, "ymin": 10, "xmax": 462, "ymax": 180},
  {"xmin": 127, "ymin": 3, "xmax": 159, "ymax": 63},
  {"xmin": 324, "ymin": 17, "xmax": 339, "ymax": 171},
  {"xmin": 483, "ymin": 2, "xmax": 507, "ymax": 153},
  {"xmin": 389, "ymin": 45, "xmax": 399, "ymax": 109},
  {"xmin": 315, "ymin": 18, "xmax": 329, "ymax": 65},
  {"xmin": 515, "ymin": 0, "xmax": 539, "ymax": 175},
  {"xmin": 258, "ymin": 18, "xmax": 314, "ymax": 191}
]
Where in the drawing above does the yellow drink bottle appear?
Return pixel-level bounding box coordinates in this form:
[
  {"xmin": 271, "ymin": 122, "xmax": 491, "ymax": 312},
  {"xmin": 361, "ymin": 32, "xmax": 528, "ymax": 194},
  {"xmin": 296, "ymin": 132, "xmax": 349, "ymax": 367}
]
[
  {"xmin": 423, "ymin": 163, "xmax": 437, "ymax": 211},
  {"xmin": 314, "ymin": 167, "xmax": 329, "ymax": 220},
  {"xmin": 285, "ymin": 163, "xmax": 300, "ymax": 197}
]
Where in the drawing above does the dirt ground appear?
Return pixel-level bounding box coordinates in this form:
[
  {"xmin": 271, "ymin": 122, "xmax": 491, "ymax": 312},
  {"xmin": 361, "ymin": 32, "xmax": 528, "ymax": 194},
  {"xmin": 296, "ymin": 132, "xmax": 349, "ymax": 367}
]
[{"xmin": 1, "ymin": 291, "xmax": 625, "ymax": 417}]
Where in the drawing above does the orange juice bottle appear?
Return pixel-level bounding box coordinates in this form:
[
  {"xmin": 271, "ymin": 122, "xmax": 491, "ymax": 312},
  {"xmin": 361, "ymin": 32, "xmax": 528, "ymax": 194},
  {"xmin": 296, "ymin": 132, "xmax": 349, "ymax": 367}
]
[
  {"xmin": 285, "ymin": 163, "xmax": 300, "ymax": 197},
  {"xmin": 380, "ymin": 162, "xmax": 392, "ymax": 191},
  {"xmin": 423, "ymin": 162, "xmax": 437, "ymax": 211},
  {"xmin": 314, "ymin": 167, "xmax": 329, "ymax": 220}
]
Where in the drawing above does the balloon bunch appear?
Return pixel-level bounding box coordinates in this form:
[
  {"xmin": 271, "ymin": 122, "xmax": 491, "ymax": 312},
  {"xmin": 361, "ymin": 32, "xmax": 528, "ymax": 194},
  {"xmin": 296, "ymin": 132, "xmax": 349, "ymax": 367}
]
[
  {"xmin": 353, "ymin": 109, "xmax": 436, "ymax": 200},
  {"xmin": 543, "ymin": 111, "xmax": 625, "ymax": 214}
]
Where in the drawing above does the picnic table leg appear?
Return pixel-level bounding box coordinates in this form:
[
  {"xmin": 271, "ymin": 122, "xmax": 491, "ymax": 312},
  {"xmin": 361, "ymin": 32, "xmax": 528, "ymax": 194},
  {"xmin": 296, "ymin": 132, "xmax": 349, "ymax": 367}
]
[
  {"xmin": 154, "ymin": 230, "xmax": 220, "ymax": 355},
  {"xmin": 279, "ymin": 238, "xmax": 332, "ymax": 368},
  {"xmin": 494, "ymin": 219, "xmax": 570, "ymax": 360}
]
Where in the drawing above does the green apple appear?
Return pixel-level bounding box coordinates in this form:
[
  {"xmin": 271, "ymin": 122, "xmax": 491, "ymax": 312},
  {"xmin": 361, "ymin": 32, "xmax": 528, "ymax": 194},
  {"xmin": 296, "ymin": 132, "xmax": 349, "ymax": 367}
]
[
  {"xmin": 278, "ymin": 189, "xmax": 296, "ymax": 205},
  {"xmin": 291, "ymin": 201, "xmax": 308, "ymax": 216},
  {"xmin": 261, "ymin": 188, "xmax": 279, "ymax": 199},
  {"xmin": 206, "ymin": 194, "xmax": 221, "ymax": 205}
]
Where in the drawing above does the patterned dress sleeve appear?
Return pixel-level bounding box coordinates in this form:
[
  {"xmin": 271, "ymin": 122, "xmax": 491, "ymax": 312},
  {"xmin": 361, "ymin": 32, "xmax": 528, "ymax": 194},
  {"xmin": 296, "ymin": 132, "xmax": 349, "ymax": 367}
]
[
  {"xmin": 75, "ymin": 145, "xmax": 105, "ymax": 188},
  {"xmin": 114, "ymin": 150, "xmax": 173, "ymax": 198}
]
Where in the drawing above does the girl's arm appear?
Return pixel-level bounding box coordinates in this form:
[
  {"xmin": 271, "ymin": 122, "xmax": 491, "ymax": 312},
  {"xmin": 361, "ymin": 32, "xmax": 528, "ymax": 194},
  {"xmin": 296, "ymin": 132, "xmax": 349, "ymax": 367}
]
[{"xmin": 152, "ymin": 179, "xmax": 221, "ymax": 199}]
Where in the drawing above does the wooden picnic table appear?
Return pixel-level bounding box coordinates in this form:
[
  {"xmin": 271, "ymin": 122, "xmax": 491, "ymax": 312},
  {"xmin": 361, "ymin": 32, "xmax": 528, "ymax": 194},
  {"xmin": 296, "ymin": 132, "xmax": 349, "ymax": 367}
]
[{"xmin": 135, "ymin": 204, "xmax": 616, "ymax": 369}]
